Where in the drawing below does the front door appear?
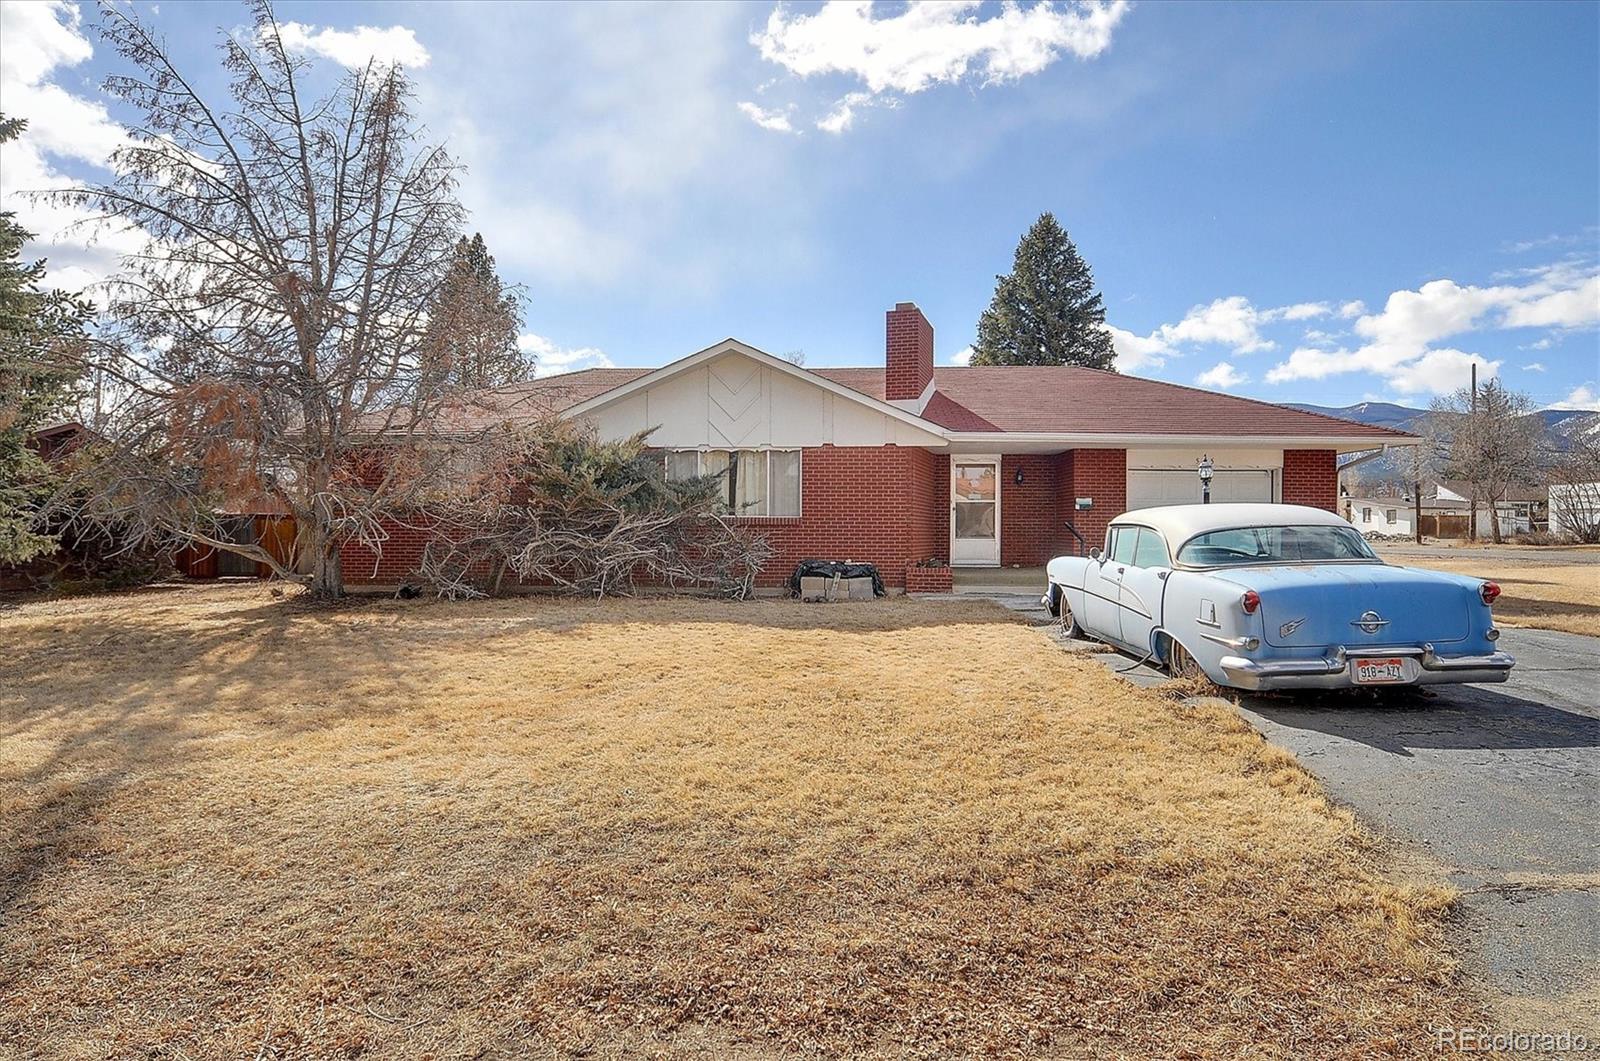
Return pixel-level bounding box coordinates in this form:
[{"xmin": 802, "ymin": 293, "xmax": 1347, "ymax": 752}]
[{"xmin": 951, "ymin": 458, "xmax": 1000, "ymax": 566}]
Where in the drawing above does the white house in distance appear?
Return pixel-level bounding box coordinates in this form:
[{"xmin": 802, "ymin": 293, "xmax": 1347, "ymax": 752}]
[
  {"xmin": 1433, "ymin": 481, "xmax": 1544, "ymax": 537},
  {"xmin": 1550, "ymin": 481, "xmax": 1600, "ymax": 541},
  {"xmin": 1345, "ymin": 496, "xmax": 1417, "ymax": 537}
]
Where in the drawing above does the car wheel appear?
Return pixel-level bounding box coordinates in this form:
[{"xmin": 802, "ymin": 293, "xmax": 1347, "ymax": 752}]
[
  {"xmin": 1058, "ymin": 595, "xmax": 1083, "ymax": 639},
  {"xmin": 1167, "ymin": 638, "xmax": 1204, "ymax": 680}
]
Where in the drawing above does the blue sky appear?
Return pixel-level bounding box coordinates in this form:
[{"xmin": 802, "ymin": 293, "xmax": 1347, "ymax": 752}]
[{"xmin": 3, "ymin": 0, "xmax": 1597, "ymax": 410}]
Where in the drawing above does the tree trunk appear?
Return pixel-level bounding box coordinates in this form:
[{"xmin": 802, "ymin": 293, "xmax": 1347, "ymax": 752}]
[
  {"xmin": 1488, "ymin": 495, "xmax": 1504, "ymax": 544},
  {"xmin": 299, "ymin": 514, "xmax": 345, "ymax": 599},
  {"xmin": 311, "ymin": 541, "xmax": 345, "ymax": 598}
]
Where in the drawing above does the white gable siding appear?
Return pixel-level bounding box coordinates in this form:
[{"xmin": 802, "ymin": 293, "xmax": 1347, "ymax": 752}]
[{"xmin": 580, "ymin": 351, "xmax": 945, "ymax": 449}]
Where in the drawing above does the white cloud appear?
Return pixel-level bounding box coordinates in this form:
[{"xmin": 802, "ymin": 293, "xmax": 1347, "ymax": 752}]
[
  {"xmin": 946, "ymin": 345, "xmax": 974, "ymax": 366},
  {"xmin": 1155, "ymin": 296, "xmax": 1275, "ymax": 353},
  {"xmin": 736, "ymin": 100, "xmax": 796, "ymax": 133},
  {"xmin": 1276, "ymin": 301, "xmax": 1330, "ymax": 321},
  {"xmin": 1351, "ymin": 279, "xmax": 1502, "ymax": 350},
  {"xmin": 1384, "ymin": 349, "xmax": 1499, "ymax": 396},
  {"xmin": 1337, "ymin": 300, "xmax": 1366, "ymax": 319},
  {"xmin": 518, "ymin": 332, "xmax": 614, "ymax": 377},
  {"xmin": 0, "ymin": 0, "xmax": 142, "ymax": 290},
  {"xmin": 1196, "ymin": 362, "xmax": 1247, "ymax": 390},
  {"xmin": 1500, "ymin": 274, "xmax": 1600, "ymax": 329},
  {"xmin": 432, "ymin": 4, "xmax": 783, "ymax": 295},
  {"xmin": 1264, "ymin": 267, "xmax": 1599, "ymax": 393},
  {"xmin": 1106, "ymin": 325, "xmax": 1169, "ymax": 371},
  {"xmin": 816, "ymin": 91, "xmax": 873, "ymax": 135},
  {"xmin": 275, "ymin": 21, "xmax": 430, "ymax": 69},
  {"xmin": 1521, "ymin": 337, "xmax": 1554, "ymax": 351},
  {"xmin": 1548, "ymin": 384, "xmax": 1600, "ymax": 412},
  {"xmin": 1523, "ymin": 361, "xmax": 1547, "ymax": 372},
  {"xmin": 750, "ymin": 0, "xmax": 1128, "ymax": 133}
]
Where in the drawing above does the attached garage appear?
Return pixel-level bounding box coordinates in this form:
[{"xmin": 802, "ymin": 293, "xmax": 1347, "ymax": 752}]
[{"xmin": 1125, "ymin": 468, "xmax": 1276, "ymax": 511}]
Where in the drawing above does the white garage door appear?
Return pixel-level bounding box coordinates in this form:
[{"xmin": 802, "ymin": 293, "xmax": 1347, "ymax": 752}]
[{"xmin": 1126, "ymin": 469, "xmax": 1275, "ymax": 511}]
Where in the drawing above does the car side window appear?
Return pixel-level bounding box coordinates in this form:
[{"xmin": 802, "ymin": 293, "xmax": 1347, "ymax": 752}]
[
  {"xmin": 1111, "ymin": 527, "xmax": 1139, "ymax": 565},
  {"xmin": 1132, "ymin": 528, "xmax": 1170, "ymax": 568}
]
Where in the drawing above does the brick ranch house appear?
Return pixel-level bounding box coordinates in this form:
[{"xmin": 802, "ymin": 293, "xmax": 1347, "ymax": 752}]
[{"xmin": 327, "ymin": 302, "xmax": 1413, "ymax": 593}]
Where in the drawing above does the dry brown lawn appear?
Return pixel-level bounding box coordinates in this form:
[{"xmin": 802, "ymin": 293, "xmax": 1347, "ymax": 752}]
[
  {"xmin": 1383, "ymin": 556, "xmax": 1600, "ymax": 638},
  {"xmin": 2, "ymin": 585, "xmax": 1476, "ymax": 1058}
]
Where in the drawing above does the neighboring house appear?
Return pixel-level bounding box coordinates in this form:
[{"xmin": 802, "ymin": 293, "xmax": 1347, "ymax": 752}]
[
  {"xmin": 1432, "ymin": 481, "xmax": 1547, "ymax": 537},
  {"xmin": 1549, "ymin": 481, "xmax": 1600, "ymax": 541},
  {"xmin": 336, "ymin": 302, "xmax": 1413, "ymax": 591},
  {"xmin": 1345, "ymin": 497, "xmax": 1417, "ymax": 537}
]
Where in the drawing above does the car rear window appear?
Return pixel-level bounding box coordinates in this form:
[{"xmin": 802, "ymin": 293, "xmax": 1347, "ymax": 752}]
[{"xmin": 1176, "ymin": 525, "xmax": 1378, "ymax": 567}]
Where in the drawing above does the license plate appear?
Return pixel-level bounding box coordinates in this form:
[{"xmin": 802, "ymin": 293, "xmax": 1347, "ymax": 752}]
[{"xmin": 1353, "ymin": 657, "xmax": 1407, "ymax": 684}]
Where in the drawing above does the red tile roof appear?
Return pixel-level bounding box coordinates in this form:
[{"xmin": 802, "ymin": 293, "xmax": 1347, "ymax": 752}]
[{"xmin": 479, "ymin": 364, "xmax": 1412, "ymax": 440}]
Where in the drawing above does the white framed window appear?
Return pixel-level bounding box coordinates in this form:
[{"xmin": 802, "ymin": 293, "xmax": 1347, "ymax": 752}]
[
  {"xmin": 664, "ymin": 449, "xmax": 801, "ymax": 517},
  {"xmin": 1362, "ymin": 506, "xmax": 1372, "ymax": 522},
  {"xmin": 1385, "ymin": 509, "xmax": 1397, "ymax": 524}
]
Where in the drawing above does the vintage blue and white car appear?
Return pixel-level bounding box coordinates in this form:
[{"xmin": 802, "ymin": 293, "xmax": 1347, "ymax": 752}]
[{"xmin": 1042, "ymin": 504, "xmax": 1515, "ymax": 691}]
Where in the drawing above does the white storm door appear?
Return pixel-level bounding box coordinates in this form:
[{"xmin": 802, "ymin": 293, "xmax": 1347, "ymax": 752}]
[{"xmin": 951, "ymin": 458, "xmax": 1001, "ymax": 566}]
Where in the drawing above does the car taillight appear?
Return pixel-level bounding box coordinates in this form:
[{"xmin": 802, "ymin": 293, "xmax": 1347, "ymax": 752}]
[
  {"xmin": 1481, "ymin": 581, "xmax": 1501, "ymax": 605},
  {"xmin": 1241, "ymin": 590, "xmax": 1261, "ymax": 614}
]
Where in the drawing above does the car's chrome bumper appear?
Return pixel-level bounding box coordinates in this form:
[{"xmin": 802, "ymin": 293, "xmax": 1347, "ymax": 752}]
[{"xmin": 1216, "ymin": 644, "xmax": 1516, "ymax": 691}]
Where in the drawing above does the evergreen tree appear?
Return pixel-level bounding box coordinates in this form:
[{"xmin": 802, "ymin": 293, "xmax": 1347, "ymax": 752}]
[
  {"xmin": 0, "ymin": 115, "xmax": 91, "ymax": 564},
  {"xmin": 971, "ymin": 213, "xmax": 1116, "ymax": 370},
  {"xmin": 422, "ymin": 233, "xmax": 529, "ymax": 388}
]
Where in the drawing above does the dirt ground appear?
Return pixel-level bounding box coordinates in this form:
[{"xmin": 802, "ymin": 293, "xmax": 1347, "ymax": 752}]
[
  {"xmin": 1375, "ymin": 544, "xmax": 1600, "ymax": 638},
  {"xmin": 2, "ymin": 584, "xmax": 1479, "ymax": 1058}
]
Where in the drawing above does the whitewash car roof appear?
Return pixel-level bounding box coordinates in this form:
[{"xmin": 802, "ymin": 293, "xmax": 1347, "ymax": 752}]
[{"xmin": 1112, "ymin": 503, "xmax": 1352, "ymax": 541}]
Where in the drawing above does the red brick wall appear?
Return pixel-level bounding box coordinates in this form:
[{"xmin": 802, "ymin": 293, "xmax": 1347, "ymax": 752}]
[
  {"xmin": 342, "ymin": 445, "xmax": 949, "ymax": 591},
  {"xmin": 999, "ymin": 454, "xmax": 1060, "ymax": 565},
  {"xmin": 904, "ymin": 564, "xmax": 953, "ymax": 594},
  {"xmin": 907, "ymin": 448, "xmax": 949, "ymax": 563},
  {"xmin": 1057, "ymin": 449, "xmax": 1126, "ymax": 554},
  {"xmin": 1282, "ymin": 449, "xmax": 1338, "ymax": 512},
  {"xmin": 885, "ymin": 302, "xmax": 934, "ymax": 401},
  {"xmin": 341, "ymin": 516, "xmax": 439, "ymax": 585}
]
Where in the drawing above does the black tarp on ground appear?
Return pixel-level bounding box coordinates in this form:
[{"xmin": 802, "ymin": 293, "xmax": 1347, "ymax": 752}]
[{"xmin": 787, "ymin": 559, "xmax": 886, "ymax": 598}]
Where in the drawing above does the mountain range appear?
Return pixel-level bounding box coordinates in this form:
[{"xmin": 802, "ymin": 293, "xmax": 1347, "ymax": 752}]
[{"xmin": 1283, "ymin": 401, "xmax": 1598, "ymax": 483}]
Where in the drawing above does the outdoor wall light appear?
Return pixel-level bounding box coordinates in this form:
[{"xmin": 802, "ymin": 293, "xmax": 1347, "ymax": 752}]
[{"xmin": 1014, "ymin": 467, "xmax": 1025, "ymax": 485}]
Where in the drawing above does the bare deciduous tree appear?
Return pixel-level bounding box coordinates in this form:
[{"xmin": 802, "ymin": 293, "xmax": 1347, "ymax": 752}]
[
  {"xmin": 1431, "ymin": 380, "xmax": 1543, "ymax": 544},
  {"xmin": 45, "ymin": 1, "xmax": 471, "ymax": 597},
  {"xmin": 399, "ymin": 418, "xmax": 775, "ymax": 601}
]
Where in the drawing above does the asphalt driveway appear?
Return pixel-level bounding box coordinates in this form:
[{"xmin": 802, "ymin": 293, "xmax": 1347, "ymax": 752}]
[{"xmin": 1231, "ymin": 626, "xmax": 1600, "ymax": 1033}]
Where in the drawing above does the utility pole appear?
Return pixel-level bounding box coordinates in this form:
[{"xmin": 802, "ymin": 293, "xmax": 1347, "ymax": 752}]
[
  {"xmin": 1414, "ymin": 479, "xmax": 1423, "ymax": 543},
  {"xmin": 1467, "ymin": 362, "xmax": 1478, "ymax": 542}
]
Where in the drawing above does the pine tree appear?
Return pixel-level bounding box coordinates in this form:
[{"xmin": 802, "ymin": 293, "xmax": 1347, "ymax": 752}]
[
  {"xmin": 971, "ymin": 213, "xmax": 1116, "ymax": 370},
  {"xmin": 422, "ymin": 233, "xmax": 529, "ymax": 388},
  {"xmin": 0, "ymin": 115, "xmax": 91, "ymax": 564}
]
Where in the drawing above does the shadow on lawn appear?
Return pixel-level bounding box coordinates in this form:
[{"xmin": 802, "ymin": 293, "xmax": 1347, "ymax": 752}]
[
  {"xmin": 1243, "ymin": 686, "xmax": 1600, "ymax": 758},
  {"xmin": 0, "ymin": 682, "xmax": 196, "ymax": 929}
]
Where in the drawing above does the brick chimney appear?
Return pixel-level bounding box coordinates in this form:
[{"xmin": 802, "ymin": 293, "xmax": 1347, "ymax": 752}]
[{"xmin": 885, "ymin": 301, "xmax": 934, "ymax": 402}]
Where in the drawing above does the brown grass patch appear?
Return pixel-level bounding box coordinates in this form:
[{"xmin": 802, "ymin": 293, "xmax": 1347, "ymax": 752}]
[
  {"xmin": 1379, "ymin": 557, "xmax": 1600, "ymax": 637},
  {"xmin": 1, "ymin": 585, "xmax": 1476, "ymax": 1057}
]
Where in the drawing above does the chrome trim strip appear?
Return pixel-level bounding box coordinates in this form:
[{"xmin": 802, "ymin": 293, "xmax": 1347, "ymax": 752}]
[
  {"xmin": 1201, "ymin": 632, "xmax": 1259, "ymax": 651},
  {"xmin": 1420, "ymin": 647, "xmax": 1517, "ymax": 672},
  {"xmin": 1217, "ymin": 648, "xmax": 1515, "ymax": 691}
]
